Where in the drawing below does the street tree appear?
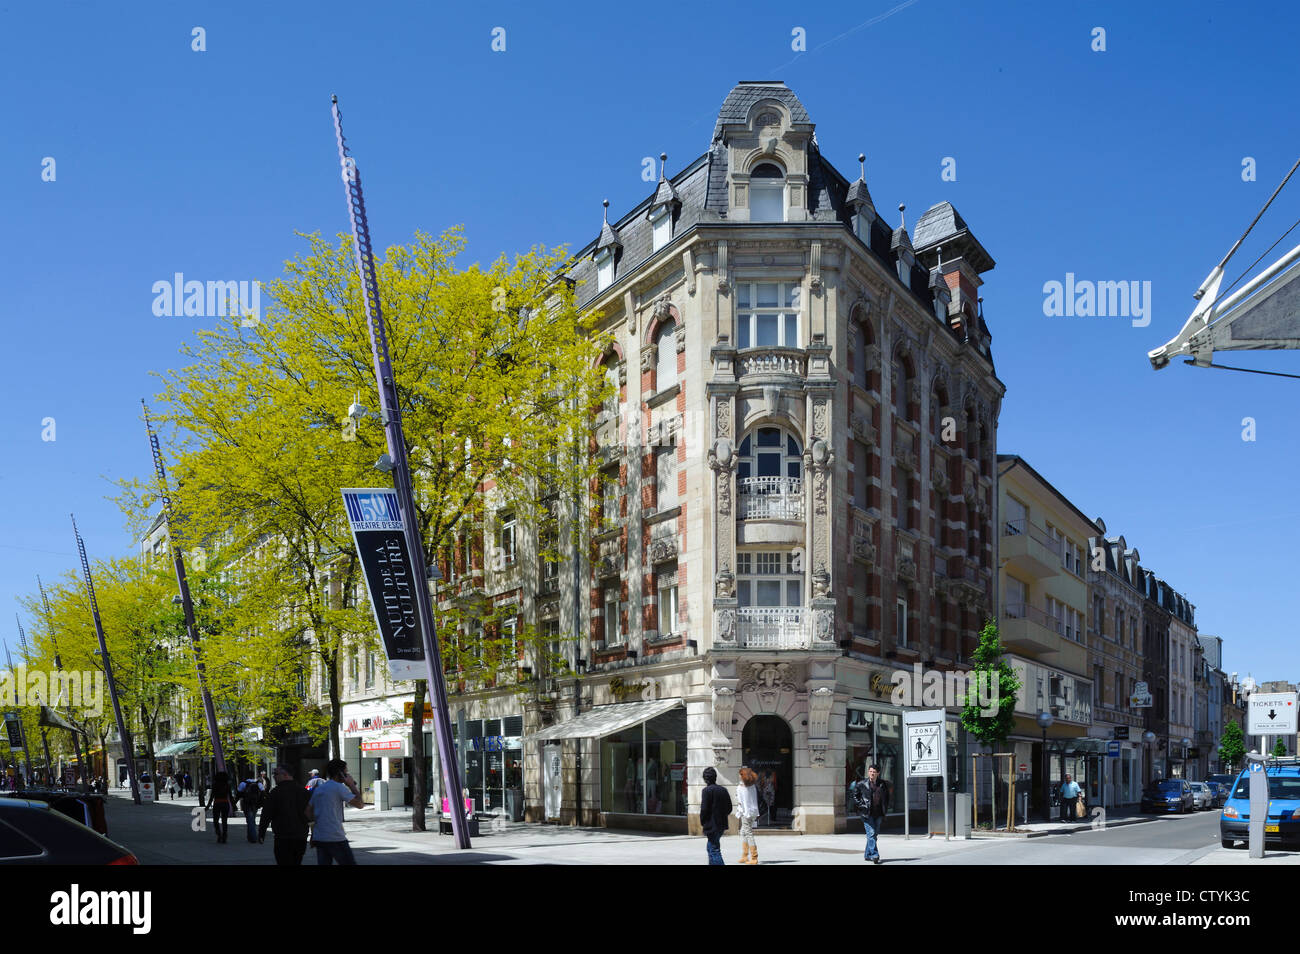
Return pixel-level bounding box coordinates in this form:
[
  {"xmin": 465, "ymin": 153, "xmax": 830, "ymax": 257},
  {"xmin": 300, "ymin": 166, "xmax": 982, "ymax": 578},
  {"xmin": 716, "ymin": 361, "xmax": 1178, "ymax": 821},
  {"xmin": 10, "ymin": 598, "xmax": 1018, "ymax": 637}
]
[
  {"xmin": 1218, "ymin": 721, "xmax": 1245, "ymax": 771},
  {"xmin": 120, "ymin": 227, "xmax": 608, "ymax": 831}
]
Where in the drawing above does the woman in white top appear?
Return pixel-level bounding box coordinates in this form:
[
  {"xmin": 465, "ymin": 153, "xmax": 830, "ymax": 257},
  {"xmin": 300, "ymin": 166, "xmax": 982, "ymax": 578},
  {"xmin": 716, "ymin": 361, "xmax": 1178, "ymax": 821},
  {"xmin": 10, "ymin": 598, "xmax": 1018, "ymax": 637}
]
[{"xmin": 734, "ymin": 766, "xmax": 760, "ymax": 865}]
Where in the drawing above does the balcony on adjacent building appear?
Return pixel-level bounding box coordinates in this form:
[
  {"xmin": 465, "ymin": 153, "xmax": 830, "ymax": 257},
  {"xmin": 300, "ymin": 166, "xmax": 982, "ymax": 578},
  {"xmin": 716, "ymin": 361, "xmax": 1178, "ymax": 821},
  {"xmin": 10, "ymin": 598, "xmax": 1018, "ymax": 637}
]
[
  {"xmin": 1000, "ymin": 519, "xmax": 1062, "ymax": 578},
  {"xmin": 738, "ymin": 475, "xmax": 803, "ymax": 520},
  {"xmin": 736, "ymin": 607, "xmax": 808, "ymax": 650},
  {"xmin": 1000, "ymin": 602, "xmax": 1061, "ymax": 655}
]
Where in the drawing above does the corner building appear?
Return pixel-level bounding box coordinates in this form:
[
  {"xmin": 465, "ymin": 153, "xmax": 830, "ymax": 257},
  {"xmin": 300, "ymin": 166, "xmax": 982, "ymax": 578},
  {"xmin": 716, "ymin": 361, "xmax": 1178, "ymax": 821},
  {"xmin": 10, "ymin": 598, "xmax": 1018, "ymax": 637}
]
[{"xmin": 512, "ymin": 82, "xmax": 1004, "ymax": 834}]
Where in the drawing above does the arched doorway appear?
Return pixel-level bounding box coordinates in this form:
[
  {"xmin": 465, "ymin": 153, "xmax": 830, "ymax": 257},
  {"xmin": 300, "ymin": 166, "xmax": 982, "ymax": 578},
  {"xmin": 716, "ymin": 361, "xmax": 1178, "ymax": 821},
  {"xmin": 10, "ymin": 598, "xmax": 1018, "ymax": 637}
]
[{"xmin": 742, "ymin": 715, "xmax": 794, "ymax": 828}]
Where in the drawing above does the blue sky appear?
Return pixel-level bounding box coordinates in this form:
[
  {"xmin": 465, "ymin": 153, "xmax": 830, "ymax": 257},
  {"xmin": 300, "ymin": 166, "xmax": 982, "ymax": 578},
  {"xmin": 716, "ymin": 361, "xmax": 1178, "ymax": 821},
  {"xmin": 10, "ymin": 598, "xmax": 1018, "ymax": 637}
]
[{"xmin": 3, "ymin": 0, "xmax": 1298, "ymax": 684}]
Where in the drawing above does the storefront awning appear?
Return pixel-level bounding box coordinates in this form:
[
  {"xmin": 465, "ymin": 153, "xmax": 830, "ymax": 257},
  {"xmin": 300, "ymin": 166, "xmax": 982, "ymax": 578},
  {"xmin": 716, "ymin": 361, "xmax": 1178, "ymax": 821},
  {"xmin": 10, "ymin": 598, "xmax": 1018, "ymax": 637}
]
[
  {"xmin": 155, "ymin": 740, "xmax": 202, "ymax": 758},
  {"xmin": 523, "ymin": 699, "xmax": 682, "ymax": 742}
]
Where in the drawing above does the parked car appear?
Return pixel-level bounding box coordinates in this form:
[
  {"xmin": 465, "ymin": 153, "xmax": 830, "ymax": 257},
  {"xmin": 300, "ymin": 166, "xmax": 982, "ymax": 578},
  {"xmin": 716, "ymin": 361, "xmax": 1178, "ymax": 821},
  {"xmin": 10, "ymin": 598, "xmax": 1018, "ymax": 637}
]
[
  {"xmin": 1141, "ymin": 778, "xmax": 1195, "ymax": 813},
  {"xmin": 1188, "ymin": 781, "xmax": 1214, "ymax": 811},
  {"xmin": 1205, "ymin": 781, "xmax": 1230, "ymax": 807},
  {"xmin": 0, "ymin": 789, "xmax": 108, "ymax": 834},
  {"xmin": 1220, "ymin": 760, "xmax": 1300, "ymax": 849},
  {"xmin": 0, "ymin": 799, "xmax": 137, "ymax": 864},
  {"xmin": 1207, "ymin": 773, "xmax": 1237, "ymax": 790}
]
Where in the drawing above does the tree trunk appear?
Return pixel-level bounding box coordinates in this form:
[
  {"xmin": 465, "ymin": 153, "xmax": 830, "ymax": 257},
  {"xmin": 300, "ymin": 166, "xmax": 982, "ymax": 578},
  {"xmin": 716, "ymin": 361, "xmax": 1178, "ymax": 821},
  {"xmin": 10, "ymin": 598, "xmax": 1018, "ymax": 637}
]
[
  {"xmin": 326, "ymin": 648, "xmax": 341, "ymax": 760},
  {"xmin": 411, "ymin": 679, "xmax": 427, "ymax": 831}
]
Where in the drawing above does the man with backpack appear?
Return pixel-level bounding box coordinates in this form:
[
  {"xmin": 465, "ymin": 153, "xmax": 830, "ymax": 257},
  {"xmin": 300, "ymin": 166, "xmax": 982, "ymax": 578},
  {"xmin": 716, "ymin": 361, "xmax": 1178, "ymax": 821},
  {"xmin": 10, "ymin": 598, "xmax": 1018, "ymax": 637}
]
[
  {"xmin": 850, "ymin": 764, "xmax": 890, "ymax": 864},
  {"xmin": 237, "ymin": 773, "xmax": 265, "ymax": 843}
]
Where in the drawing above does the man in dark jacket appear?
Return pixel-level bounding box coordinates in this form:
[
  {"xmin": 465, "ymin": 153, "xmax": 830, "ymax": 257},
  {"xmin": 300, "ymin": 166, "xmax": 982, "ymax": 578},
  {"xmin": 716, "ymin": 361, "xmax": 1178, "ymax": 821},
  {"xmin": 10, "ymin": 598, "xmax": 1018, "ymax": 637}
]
[
  {"xmin": 850, "ymin": 763, "xmax": 889, "ymax": 864},
  {"xmin": 258, "ymin": 765, "xmax": 311, "ymax": 865},
  {"xmin": 699, "ymin": 766, "xmax": 732, "ymax": 865}
]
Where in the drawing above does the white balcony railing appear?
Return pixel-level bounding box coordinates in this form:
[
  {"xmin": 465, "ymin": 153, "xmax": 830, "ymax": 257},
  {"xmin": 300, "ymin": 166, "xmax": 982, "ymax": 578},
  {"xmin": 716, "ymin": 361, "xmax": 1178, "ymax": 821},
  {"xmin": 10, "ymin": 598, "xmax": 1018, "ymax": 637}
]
[
  {"xmin": 737, "ymin": 347, "xmax": 807, "ymax": 379},
  {"xmin": 738, "ymin": 476, "xmax": 803, "ymax": 520},
  {"xmin": 736, "ymin": 607, "xmax": 808, "ymax": 649}
]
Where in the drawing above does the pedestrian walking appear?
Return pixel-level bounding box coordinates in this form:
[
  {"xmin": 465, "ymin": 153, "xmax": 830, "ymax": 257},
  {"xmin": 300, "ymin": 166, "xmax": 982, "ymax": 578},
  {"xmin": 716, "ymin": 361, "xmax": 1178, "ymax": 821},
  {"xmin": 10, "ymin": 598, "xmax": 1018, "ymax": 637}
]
[
  {"xmin": 237, "ymin": 774, "xmax": 264, "ymax": 843},
  {"xmin": 258, "ymin": 765, "xmax": 311, "ymax": 865},
  {"xmin": 1060, "ymin": 774, "xmax": 1082, "ymax": 822},
  {"xmin": 699, "ymin": 766, "xmax": 732, "ymax": 865},
  {"xmin": 165, "ymin": 775, "xmax": 177, "ymax": 800},
  {"xmin": 304, "ymin": 759, "xmax": 365, "ymax": 865},
  {"xmin": 305, "ymin": 768, "xmax": 324, "ymax": 792},
  {"xmin": 207, "ymin": 771, "xmax": 233, "ymax": 843},
  {"xmin": 734, "ymin": 766, "xmax": 760, "ymax": 865},
  {"xmin": 850, "ymin": 764, "xmax": 889, "ymax": 864}
]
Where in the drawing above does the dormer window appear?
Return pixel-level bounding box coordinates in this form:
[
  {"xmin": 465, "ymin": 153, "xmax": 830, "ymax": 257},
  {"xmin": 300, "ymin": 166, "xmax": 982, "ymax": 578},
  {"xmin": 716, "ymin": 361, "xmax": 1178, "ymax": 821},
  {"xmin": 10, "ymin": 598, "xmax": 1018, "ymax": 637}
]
[
  {"xmin": 750, "ymin": 163, "xmax": 786, "ymax": 222},
  {"xmin": 650, "ymin": 204, "xmax": 671, "ymax": 252},
  {"xmin": 595, "ymin": 248, "xmax": 615, "ymax": 291}
]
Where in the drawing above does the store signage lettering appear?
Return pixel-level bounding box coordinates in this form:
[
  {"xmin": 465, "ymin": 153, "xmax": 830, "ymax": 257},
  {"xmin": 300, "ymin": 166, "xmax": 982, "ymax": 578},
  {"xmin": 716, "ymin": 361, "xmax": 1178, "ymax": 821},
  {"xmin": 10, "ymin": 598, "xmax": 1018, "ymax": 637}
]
[{"xmin": 469, "ymin": 735, "xmax": 520, "ymax": 751}]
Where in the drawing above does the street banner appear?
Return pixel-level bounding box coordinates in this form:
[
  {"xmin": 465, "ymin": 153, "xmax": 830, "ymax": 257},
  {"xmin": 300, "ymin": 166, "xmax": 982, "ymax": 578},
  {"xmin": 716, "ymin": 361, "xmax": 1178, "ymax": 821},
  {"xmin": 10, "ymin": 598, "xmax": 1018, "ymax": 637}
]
[
  {"xmin": 3, "ymin": 712, "xmax": 25, "ymax": 750},
  {"xmin": 342, "ymin": 488, "xmax": 428, "ymax": 681}
]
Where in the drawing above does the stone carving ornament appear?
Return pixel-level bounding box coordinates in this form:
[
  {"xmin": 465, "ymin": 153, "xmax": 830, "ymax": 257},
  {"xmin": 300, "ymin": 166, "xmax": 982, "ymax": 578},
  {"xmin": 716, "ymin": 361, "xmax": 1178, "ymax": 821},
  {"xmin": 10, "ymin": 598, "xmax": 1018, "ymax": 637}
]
[{"xmin": 739, "ymin": 662, "xmax": 798, "ymax": 694}]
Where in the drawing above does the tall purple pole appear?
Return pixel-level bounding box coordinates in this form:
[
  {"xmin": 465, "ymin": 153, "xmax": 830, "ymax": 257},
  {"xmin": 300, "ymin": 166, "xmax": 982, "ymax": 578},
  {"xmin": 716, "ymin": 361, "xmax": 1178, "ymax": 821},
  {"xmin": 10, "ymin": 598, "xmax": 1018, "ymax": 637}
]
[
  {"xmin": 73, "ymin": 515, "xmax": 140, "ymax": 805},
  {"xmin": 330, "ymin": 96, "xmax": 470, "ymax": 848},
  {"xmin": 142, "ymin": 402, "xmax": 226, "ymax": 777},
  {"xmin": 3, "ymin": 643, "xmax": 34, "ymax": 789},
  {"xmin": 38, "ymin": 577, "xmax": 88, "ymax": 786},
  {"xmin": 15, "ymin": 618, "xmax": 55, "ymax": 785}
]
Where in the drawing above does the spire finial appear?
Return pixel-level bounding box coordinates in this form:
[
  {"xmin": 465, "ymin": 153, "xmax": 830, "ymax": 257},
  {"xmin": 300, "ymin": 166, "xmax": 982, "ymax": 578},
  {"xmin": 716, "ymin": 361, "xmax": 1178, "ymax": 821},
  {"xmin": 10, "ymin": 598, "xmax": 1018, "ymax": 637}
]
[
  {"xmin": 898, "ymin": 203, "xmax": 906, "ymax": 229},
  {"xmin": 858, "ymin": 153, "xmax": 865, "ymax": 180},
  {"xmin": 660, "ymin": 153, "xmax": 668, "ymax": 181},
  {"xmin": 602, "ymin": 198, "xmax": 609, "ymax": 224}
]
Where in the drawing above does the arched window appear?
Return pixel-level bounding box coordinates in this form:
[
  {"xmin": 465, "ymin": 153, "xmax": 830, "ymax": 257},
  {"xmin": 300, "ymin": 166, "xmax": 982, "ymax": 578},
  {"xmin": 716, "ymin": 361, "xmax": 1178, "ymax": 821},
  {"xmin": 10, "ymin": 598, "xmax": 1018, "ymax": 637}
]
[
  {"xmin": 737, "ymin": 426, "xmax": 803, "ymax": 520},
  {"xmin": 738, "ymin": 426, "xmax": 802, "ymax": 481},
  {"xmin": 655, "ymin": 319, "xmax": 677, "ymax": 390},
  {"xmin": 750, "ymin": 163, "xmax": 786, "ymax": 222}
]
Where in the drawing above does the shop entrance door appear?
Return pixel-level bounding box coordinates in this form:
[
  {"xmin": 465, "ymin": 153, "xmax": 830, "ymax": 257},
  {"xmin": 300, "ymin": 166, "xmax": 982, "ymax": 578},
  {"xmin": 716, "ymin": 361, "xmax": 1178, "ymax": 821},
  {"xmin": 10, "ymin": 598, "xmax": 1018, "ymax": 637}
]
[{"xmin": 742, "ymin": 715, "xmax": 794, "ymax": 829}]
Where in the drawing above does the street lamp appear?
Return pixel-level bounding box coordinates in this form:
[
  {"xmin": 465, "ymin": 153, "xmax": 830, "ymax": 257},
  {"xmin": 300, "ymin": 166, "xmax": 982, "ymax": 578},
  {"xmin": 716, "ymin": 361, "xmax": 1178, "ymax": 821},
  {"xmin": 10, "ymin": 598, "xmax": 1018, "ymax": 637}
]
[
  {"xmin": 1037, "ymin": 711, "xmax": 1054, "ymax": 822},
  {"xmin": 1143, "ymin": 730, "xmax": 1156, "ymax": 784},
  {"xmin": 1181, "ymin": 737, "xmax": 1191, "ymax": 778}
]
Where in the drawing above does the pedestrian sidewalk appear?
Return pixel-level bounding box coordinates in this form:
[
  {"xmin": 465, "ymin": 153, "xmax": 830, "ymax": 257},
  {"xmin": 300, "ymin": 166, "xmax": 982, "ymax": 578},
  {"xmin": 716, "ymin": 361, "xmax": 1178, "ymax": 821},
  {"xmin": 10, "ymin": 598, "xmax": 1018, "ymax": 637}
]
[{"xmin": 976, "ymin": 807, "xmax": 1155, "ymax": 838}]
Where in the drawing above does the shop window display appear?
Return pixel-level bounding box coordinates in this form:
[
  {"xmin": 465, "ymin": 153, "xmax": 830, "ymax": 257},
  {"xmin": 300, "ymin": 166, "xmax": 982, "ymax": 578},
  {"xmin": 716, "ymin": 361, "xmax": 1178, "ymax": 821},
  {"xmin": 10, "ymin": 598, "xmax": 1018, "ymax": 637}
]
[{"xmin": 599, "ymin": 709, "xmax": 687, "ymax": 816}]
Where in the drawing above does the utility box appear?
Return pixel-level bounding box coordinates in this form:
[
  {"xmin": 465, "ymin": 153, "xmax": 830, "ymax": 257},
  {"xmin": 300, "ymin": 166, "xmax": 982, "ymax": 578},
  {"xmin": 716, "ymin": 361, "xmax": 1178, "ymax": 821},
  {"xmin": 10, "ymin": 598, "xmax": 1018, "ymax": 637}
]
[
  {"xmin": 927, "ymin": 792, "xmax": 955, "ymax": 836},
  {"xmin": 954, "ymin": 793, "xmax": 972, "ymax": 839},
  {"xmin": 372, "ymin": 780, "xmax": 389, "ymax": 811}
]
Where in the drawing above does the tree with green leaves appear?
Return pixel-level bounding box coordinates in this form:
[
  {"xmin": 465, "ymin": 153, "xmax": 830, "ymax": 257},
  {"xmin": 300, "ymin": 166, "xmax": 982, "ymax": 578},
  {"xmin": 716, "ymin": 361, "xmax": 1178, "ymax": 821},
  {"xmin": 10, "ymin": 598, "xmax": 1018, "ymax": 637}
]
[
  {"xmin": 960, "ymin": 619, "xmax": 1022, "ymax": 750},
  {"xmin": 116, "ymin": 227, "xmax": 609, "ymax": 831},
  {"xmin": 1218, "ymin": 721, "xmax": 1245, "ymax": 771},
  {"xmin": 1273, "ymin": 737, "xmax": 1288, "ymax": 758}
]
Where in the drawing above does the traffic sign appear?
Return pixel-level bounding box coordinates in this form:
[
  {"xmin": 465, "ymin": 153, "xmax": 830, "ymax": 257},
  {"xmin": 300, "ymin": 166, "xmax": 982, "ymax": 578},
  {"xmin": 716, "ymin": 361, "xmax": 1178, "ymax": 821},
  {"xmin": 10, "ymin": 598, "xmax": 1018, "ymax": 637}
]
[
  {"xmin": 905, "ymin": 721, "xmax": 943, "ymax": 776},
  {"xmin": 1107, "ymin": 741, "xmax": 1121, "ymax": 757},
  {"xmin": 1247, "ymin": 692, "xmax": 1298, "ymax": 735}
]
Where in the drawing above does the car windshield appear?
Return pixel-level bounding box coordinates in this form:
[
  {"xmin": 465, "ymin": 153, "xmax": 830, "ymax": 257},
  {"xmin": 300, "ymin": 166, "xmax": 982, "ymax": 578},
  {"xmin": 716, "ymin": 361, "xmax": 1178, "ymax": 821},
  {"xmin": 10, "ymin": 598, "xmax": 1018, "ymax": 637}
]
[
  {"xmin": 1157, "ymin": 781, "xmax": 1183, "ymax": 791},
  {"xmin": 1231, "ymin": 775, "xmax": 1300, "ymax": 799}
]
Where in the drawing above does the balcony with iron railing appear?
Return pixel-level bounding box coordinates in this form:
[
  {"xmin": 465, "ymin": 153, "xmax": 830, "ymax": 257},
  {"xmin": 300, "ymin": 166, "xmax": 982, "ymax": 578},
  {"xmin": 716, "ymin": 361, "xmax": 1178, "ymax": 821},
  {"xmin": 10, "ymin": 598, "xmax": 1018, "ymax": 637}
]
[
  {"xmin": 1000, "ymin": 519, "xmax": 1062, "ymax": 578},
  {"xmin": 735, "ymin": 607, "xmax": 808, "ymax": 650},
  {"xmin": 738, "ymin": 475, "xmax": 804, "ymax": 520}
]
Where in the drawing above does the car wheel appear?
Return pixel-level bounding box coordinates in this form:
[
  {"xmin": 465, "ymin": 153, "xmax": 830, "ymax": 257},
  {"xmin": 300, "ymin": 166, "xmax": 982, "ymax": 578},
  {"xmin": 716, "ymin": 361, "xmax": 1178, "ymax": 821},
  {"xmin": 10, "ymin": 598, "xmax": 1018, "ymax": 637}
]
[{"xmin": 1221, "ymin": 838, "xmax": 1233, "ymax": 848}]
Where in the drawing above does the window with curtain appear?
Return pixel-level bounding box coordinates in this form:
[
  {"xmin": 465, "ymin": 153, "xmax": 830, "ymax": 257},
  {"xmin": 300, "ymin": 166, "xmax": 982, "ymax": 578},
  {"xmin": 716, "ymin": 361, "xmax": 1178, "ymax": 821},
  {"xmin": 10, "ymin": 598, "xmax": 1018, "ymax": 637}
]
[
  {"xmin": 655, "ymin": 319, "xmax": 677, "ymax": 390},
  {"xmin": 749, "ymin": 163, "xmax": 786, "ymax": 222}
]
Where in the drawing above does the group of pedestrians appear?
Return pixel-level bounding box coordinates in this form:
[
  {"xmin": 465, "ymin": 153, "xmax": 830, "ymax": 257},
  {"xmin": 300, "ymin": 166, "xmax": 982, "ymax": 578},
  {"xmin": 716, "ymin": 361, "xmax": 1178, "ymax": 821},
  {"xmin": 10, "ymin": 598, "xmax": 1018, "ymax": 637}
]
[
  {"xmin": 202, "ymin": 761, "xmax": 365, "ymax": 865},
  {"xmin": 698, "ymin": 762, "xmax": 892, "ymax": 865},
  {"xmin": 161, "ymin": 771, "xmax": 194, "ymax": 799}
]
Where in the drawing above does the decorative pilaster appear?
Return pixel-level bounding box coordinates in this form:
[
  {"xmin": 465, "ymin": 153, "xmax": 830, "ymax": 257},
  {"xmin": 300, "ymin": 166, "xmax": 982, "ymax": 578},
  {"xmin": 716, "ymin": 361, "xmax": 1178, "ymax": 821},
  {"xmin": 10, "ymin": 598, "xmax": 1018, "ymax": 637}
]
[{"xmin": 709, "ymin": 398, "xmax": 738, "ymax": 649}]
